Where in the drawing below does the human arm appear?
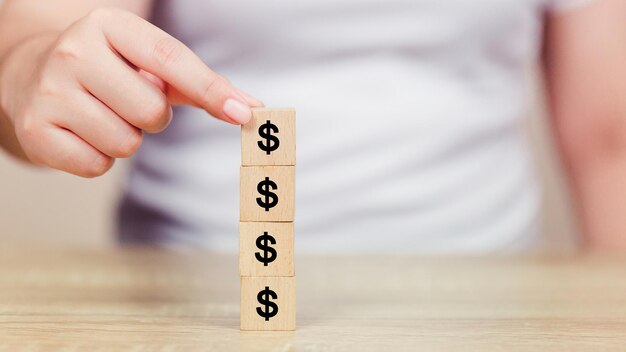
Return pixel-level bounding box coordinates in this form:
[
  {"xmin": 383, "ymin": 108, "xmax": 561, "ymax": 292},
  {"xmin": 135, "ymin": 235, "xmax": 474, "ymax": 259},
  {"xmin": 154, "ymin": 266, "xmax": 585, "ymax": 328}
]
[{"xmin": 544, "ymin": 0, "xmax": 626, "ymax": 250}]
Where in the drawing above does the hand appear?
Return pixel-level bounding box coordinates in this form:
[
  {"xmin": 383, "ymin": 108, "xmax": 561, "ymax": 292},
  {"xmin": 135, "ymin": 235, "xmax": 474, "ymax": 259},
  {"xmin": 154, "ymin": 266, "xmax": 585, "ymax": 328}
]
[{"xmin": 0, "ymin": 8, "xmax": 262, "ymax": 177}]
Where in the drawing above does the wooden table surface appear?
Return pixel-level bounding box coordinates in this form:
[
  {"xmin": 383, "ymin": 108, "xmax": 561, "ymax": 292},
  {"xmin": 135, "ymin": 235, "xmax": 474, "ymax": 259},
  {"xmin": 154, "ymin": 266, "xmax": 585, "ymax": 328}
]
[{"xmin": 1, "ymin": 246, "xmax": 626, "ymax": 351}]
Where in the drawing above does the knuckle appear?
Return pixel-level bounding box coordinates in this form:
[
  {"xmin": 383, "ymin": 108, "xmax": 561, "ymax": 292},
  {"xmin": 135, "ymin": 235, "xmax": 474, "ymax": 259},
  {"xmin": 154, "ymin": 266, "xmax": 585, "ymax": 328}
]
[
  {"xmin": 51, "ymin": 37, "xmax": 82, "ymax": 62},
  {"xmin": 84, "ymin": 7, "xmax": 115, "ymax": 24},
  {"xmin": 199, "ymin": 74, "xmax": 224, "ymax": 105},
  {"xmin": 14, "ymin": 116, "xmax": 46, "ymax": 165},
  {"xmin": 34, "ymin": 75, "xmax": 60, "ymax": 98},
  {"xmin": 16, "ymin": 112, "xmax": 41, "ymax": 143},
  {"xmin": 116, "ymin": 129, "xmax": 143, "ymax": 157},
  {"xmin": 153, "ymin": 37, "xmax": 182, "ymax": 67}
]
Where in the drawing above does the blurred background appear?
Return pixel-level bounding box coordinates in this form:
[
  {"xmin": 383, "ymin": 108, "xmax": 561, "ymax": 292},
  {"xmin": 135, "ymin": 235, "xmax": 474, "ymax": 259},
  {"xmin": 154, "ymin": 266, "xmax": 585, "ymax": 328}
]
[
  {"xmin": 0, "ymin": 0, "xmax": 584, "ymax": 251},
  {"xmin": 0, "ymin": 69, "xmax": 579, "ymax": 250}
]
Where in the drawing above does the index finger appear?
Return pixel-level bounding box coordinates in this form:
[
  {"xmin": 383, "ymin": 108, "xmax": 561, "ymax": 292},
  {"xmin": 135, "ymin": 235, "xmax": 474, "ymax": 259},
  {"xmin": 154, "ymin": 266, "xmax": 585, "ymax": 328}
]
[{"xmin": 96, "ymin": 8, "xmax": 253, "ymax": 124}]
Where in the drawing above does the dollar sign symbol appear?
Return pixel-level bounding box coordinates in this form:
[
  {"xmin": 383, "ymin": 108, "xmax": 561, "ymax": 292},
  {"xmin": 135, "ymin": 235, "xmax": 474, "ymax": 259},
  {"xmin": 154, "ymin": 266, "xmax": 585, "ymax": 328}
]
[
  {"xmin": 257, "ymin": 120, "xmax": 280, "ymax": 155},
  {"xmin": 256, "ymin": 286, "xmax": 279, "ymax": 321},
  {"xmin": 255, "ymin": 231, "xmax": 277, "ymax": 266},
  {"xmin": 256, "ymin": 177, "xmax": 278, "ymax": 211}
]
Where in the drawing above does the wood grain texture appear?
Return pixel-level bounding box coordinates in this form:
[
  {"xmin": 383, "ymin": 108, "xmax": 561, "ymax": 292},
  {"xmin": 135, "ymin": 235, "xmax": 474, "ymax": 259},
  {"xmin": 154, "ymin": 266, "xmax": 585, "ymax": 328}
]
[
  {"xmin": 241, "ymin": 108, "xmax": 296, "ymax": 166},
  {"xmin": 240, "ymin": 166, "xmax": 295, "ymax": 222},
  {"xmin": 1, "ymin": 246, "xmax": 626, "ymax": 350},
  {"xmin": 239, "ymin": 221, "xmax": 295, "ymax": 277},
  {"xmin": 240, "ymin": 276, "xmax": 296, "ymax": 331}
]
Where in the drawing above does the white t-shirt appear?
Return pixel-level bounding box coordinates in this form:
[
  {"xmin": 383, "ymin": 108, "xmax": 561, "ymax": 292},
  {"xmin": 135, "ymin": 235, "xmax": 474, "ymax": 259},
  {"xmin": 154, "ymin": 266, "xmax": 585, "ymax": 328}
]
[{"xmin": 118, "ymin": 0, "xmax": 593, "ymax": 253}]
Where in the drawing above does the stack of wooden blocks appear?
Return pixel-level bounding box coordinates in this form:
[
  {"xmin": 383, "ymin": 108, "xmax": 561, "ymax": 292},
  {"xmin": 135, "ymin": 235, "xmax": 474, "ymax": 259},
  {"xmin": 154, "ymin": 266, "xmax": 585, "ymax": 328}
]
[{"xmin": 239, "ymin": 108, "xmax": 296, "ymax": 331}]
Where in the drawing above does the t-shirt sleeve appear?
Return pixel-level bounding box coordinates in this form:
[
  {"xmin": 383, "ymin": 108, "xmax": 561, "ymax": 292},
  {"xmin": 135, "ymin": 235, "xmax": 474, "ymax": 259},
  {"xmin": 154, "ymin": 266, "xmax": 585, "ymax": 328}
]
[{"xmin": 546, "ymin": 0, "xmax": 598, "ymax": 12}]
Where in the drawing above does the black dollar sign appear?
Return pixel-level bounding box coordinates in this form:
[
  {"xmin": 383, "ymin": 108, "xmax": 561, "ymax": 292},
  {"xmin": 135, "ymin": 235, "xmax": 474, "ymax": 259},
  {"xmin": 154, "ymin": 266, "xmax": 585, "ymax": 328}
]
[
  {"xmin": 256, "ymin": 286, "xmax": 279, "ymax": 321},
  {"xmin": 257, "ymin": 120, "xmax": 280, "ymax": 155},
  {"xmin": 255, "ymin": 232, "xmax": 277, "ymax": 266},
  {"xmin": 256, "ymin": 177, "xmax": 278, "ymax": 211}
]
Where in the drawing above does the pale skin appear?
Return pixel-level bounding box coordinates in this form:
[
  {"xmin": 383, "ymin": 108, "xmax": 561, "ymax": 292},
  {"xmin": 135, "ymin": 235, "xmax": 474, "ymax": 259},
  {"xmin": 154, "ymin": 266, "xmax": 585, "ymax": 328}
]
[
  {"xmin": 0, "ymin": 0, "xmax": 625, "ymax": 250},
  {"xmin": 544, "ymin": 0, "xmax": 626, "ymax": 250},
  {"xmin": 0, "ymin": 0, "xmax": 263, "ymax": 176}
]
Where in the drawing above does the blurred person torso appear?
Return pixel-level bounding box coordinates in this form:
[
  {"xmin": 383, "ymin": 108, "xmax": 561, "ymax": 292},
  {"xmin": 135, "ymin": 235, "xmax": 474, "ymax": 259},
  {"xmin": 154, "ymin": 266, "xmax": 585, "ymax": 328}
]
[{"xmin": 117, "ymin": 0, "xmax": 588, "ymax": 253}]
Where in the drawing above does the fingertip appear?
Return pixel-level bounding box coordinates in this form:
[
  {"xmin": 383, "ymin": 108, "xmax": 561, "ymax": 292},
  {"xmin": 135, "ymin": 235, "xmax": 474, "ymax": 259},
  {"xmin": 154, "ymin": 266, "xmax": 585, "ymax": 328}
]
[{"xmin": 83, "ymin": 153, "xmax": 115, "ymax": 178}]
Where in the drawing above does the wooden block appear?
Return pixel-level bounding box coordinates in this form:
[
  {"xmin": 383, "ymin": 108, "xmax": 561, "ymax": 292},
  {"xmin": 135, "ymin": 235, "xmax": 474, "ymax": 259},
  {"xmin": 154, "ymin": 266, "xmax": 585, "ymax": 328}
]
[
  {"xmin": 240, "ymin": 222, "xmax": 294, "ymax": 277},
  {"xmin": 240, "ymin": 166, "xmax": 295, "ymax": 222},
  {"xmin": 241, "ymin": 108, "xmax": 296, "ymax": 166},
  {"xmin": 240, "ymin": 276, "xmax": 296, "ymax": 331}
]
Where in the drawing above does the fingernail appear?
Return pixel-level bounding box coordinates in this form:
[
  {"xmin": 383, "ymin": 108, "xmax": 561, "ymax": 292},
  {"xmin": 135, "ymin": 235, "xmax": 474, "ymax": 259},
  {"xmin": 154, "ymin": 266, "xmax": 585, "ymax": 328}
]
[{"xmin": 223, "ymin": 98, "xmax": 252, "ymax": 124}]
